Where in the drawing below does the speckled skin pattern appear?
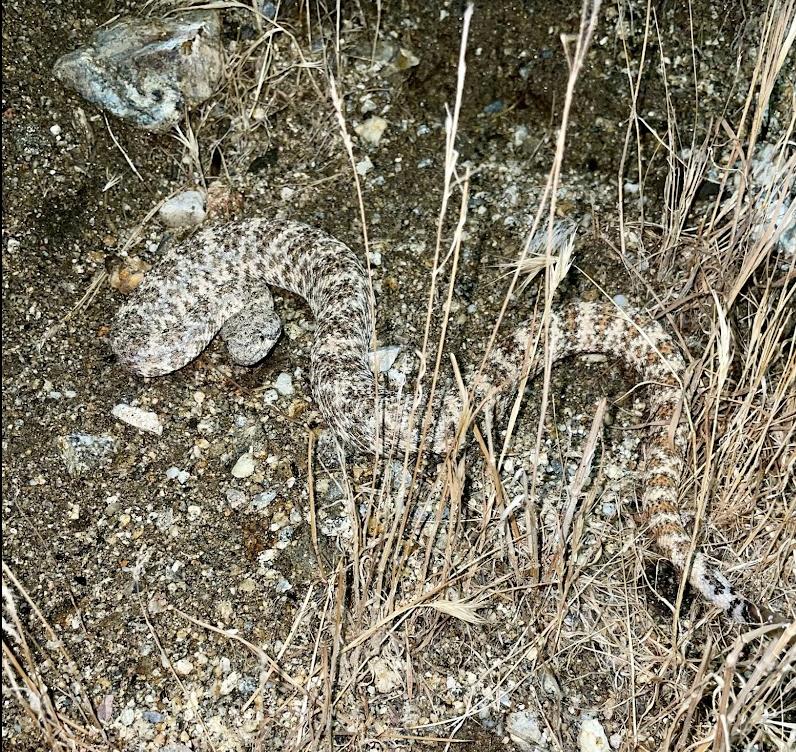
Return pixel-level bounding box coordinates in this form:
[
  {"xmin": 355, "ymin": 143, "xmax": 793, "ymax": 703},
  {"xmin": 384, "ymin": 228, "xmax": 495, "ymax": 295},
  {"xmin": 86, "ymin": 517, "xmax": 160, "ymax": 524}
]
[{"xmin": 112, "ymin": 218, "xmax": 767, "ymax": 623}]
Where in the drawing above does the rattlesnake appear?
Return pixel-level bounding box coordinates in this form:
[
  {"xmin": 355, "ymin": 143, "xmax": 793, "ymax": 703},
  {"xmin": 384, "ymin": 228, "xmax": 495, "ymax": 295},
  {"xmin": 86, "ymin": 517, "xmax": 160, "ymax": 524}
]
[{"xmin": 111, "ymin": 217, "xmax": 769, "ymax": 623}]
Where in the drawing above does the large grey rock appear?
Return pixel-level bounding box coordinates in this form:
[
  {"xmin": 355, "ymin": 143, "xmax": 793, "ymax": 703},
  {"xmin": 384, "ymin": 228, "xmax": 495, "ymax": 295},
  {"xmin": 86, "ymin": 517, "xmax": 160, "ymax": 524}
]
[{"xmin": 53, "ymin": 12, "xmax": 223, "ymax": 132}]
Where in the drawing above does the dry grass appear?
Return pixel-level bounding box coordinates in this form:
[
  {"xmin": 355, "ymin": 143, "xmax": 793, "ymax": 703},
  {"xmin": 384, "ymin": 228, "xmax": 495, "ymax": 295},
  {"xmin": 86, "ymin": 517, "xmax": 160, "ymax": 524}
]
[{"xmin": 3, "ymin": 0, "xmax": 795, "ymax": 750}]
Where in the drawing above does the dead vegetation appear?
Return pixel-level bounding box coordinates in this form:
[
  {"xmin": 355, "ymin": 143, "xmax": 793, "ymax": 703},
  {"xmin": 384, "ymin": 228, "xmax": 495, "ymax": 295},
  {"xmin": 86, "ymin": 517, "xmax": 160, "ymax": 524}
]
[{"xmin": 3, "ymin": 0, "xmax": 794, "ymax": 750}]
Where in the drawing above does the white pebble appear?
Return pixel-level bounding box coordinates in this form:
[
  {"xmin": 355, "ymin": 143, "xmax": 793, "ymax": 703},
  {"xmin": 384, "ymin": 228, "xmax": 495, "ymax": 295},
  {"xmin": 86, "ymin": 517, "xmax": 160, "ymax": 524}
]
[
  {"xmin": 355, "ymin": 156, "xmax": 373, "ymax": 175},
  {"xmin": 252, "ymin": 490, "xmax": 276, "ymax": 510},
  {"xmin": 274, "ymin": 372, "xmax": 294, "ymax": 396},
  {"xmin": 166, "ymin": 466, "xmax": 190, "ymax": 484},
  {"xmin": 174, "ymin": 658, "xmax": 194, "ymax": 676},
  {"xmin": 579, "ymin": 717, "xmax": 610, "ymax": 752},
  {"xmin": 612, "ymin": 294, "xmax": 629, "ymax": 308},
  {"xmin": 368, "ymin": 346, "xmax": 401, "ymax": 373},
  {"xmin": 111, "ymin": 404, "xmax": 163, "ymax": 435},
  {"xmin": 506, "ymin": 710, "xmax": 546, "ymax": 752},
  {"xmin": 231, "ymin": 453, "xmax": 256, "ymax": 478},
  {"xmin": 159, "ymin": 190, "xmax": 206, "ymax": 228},
  {"xmin": 387, "ymin": 368, "xmax": 406, "ymax": 387},
  {"xmin": 354, "ymin": 116, "xmax": 388, "ymax": 145},
  {"xmin": 50, "ymin": 124, "xmax": 62, "ymax": 136}
]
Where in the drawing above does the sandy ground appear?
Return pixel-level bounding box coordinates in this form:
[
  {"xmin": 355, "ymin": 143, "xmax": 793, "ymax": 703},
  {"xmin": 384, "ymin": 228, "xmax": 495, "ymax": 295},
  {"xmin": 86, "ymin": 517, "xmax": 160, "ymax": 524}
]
[{"xmin": 3, "ymin": 1, "xmax": 794, "ymax": 751}]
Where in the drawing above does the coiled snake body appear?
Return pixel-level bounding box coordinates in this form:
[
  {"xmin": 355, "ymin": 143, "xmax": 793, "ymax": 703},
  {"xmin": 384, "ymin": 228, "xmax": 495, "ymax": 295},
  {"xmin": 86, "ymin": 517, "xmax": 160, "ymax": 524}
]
[{"xmin": 112, "ymin": 218, "xmax": 768, "ymax": 623}]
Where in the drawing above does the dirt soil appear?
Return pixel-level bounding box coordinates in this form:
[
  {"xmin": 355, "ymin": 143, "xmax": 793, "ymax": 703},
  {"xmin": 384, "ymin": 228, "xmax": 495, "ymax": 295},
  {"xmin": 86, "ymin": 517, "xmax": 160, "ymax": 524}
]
[{"xmin": 2, "ymin": 1, "xmax": 792, "ymax": 751}]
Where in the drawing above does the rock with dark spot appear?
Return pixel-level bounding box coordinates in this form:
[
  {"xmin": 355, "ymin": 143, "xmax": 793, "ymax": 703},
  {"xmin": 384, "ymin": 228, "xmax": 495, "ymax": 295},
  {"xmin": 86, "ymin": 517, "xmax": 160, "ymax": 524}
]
[{"xmin": 53, "ymin": 12, "xmax": 223, "ymax": 132}]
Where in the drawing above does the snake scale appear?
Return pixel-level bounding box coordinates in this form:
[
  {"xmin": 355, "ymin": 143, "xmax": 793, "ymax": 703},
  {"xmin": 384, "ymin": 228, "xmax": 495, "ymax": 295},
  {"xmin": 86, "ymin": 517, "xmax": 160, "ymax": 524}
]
[{"xmin": 111, "ymin": 217, "xmax": 769, "ymax": 623}]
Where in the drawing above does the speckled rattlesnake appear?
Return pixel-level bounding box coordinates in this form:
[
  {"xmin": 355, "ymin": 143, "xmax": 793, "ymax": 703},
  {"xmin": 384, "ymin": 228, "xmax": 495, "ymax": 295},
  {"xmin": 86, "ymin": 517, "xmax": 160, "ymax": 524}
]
[{"xmin": 111, "ymin": 217, "xmax": 769, "ymax": 623}]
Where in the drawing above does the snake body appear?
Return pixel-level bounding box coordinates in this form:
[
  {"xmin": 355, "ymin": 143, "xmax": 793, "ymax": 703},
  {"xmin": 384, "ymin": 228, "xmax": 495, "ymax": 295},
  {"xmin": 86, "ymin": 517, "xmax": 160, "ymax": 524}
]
[{"xmin": 112, "ymin": 218, "xmax": 767, "ymax": 622}]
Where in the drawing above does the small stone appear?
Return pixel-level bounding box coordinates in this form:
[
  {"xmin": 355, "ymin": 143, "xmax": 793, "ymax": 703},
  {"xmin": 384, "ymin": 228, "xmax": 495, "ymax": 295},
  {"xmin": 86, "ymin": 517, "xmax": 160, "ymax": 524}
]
[
  {"xmin": 96, "ymin": 695, "xmax": 114, "ymax": 722},
  {"xmin": 393, "ymin": 47, "xmax": 420, "ymax": 71},
  {"xmin": 174, "ymin": 658, "xmax": 194, "ymax": 676},
  {"xmin": 612, "ymin": 294, "xmax": 629, "ymax": 308},
  {"xmin": 226, "ymin": 488, "xmax": 247, "ymax": 508},
  {"xmin": 370, "ymin": 657, "xmax": 401, "ymax": 693},
  {"xmin": 165, "ymin": 466, "xmax": 190, "ymax": 484},
  {"xmin": 231, "ymin": 453, "xmax": 255, "ymax": 479},
  {"xmin": 119, "ymin": 707, "xmax": 136, "ymax": 726},
  {"xmin": 112, "ymin": 404, "xmax": 163, "ymax": 435},
  {"xmin": 251, "ymin": 490, "xmax": 276, "ymax": 510},
  {"xmin": 259, "ymin": 1, "xmax": 277, "ymax": 19},
  {"xmin": 159, "ymin": 191, "xmax": 206, "ymax": 228},
  {"xmin": 58, "ymin": 433, "xmax": 115, "ymax": 477},
  {"xmin": 507, "ymin": 710, "xmax": 547, "ymax": 752},
  {"xmin": 355, "ymin": 156, "xmax": 373, "ymax": 176},
  {"xmin": 239, "ymin": 578, "xmax": 257, "ymax": 593},
  {"xmin": 107, "ymin": 255, "xmax": 151, "ymax": 294},
  {"xmin": 579, "ymin": 717, "xmax": 610, "ymax": 752},
  {"xmin": 514, "ymin": 125, "xmax": 529, "ymax": 146},
  {"xmin": 50, "ymin": 124, "xmax": 62, "ymax": 136},
  {"xmin": 275, "ymin": 578, "xmax": 292, "ymax": 593},
  {"xmin": 143, "ymin": 710, "xmax": 164, "ymax": 724},
  {"xmin": 368, "ymin": 346, "xmax": 401, "ymax": 373},
  {"xmin": 274, "ymin": 372, "xmax": 293, "ymax": 396},
  {"xmin": 483, "ymin": 100, "xmax": 504, "ymax": 114},
  {"xmin": 355, "ymin": 116, "xmax": 388, "ymax": 146}
]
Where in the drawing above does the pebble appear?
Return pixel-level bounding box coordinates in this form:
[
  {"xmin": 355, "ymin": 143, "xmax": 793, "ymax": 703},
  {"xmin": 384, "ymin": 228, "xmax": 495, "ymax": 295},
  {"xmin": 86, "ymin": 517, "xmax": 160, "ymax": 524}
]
[
  {"xmin": 274, "ymin": 372, "xmax": 294, "ymax": 396},
  {"xmin": 143, "ymin": 710, "xmax": 164, "ymax": 724},
  {"xmin": 355, "ymin": 116, "xmax": 388, "ymax": 145},
  {"xmin": 174, "ymin": 658, "xmax": 194, "ymax": 676},
  {"xmin": 58, "ymin": 433, "xmax": 115, "ymax": 477},
  {"xmin": 392, "ymin": 47, "xmax": 420, "ymax": 71},
  {"xmin": 165, "ymin": 466, "xmax": 190, "ymax": 484},
  {"xmin": 579, "ymin": 717, "xmax": 610, "ymax": 752},
  {"xmin": 112, "ymin": 404, "xmax": 163, "ymax": 435},
  {"xmin": 159, "ymin": 191, "xmax": 206, "ymax": 228},
  {"xmin": 259, "ymin": 1, "xmax": 277, "ymax": 19},
  {"xmin": 251, "ymin": 490, "xmax": 277, "ymax": 510},
  {"xmin": 49, "ymin": 124, "xmax": 62, "ymax": 137},
  {"xmin": 612, "ymin": 294, "xmax": 629, "ymax": 308},
  {"xmin": 355, "ymin": 157, "xmax": 374, "ymax": 176},
  {"xmin": 226, "ymin": 488, "xmax": 247, "ymax": 508},
  {"xmin": 483, "ymin": 99, "xmax": 504, "ymax": 114},
  {"xmin": 506, "ymin": 711, "xmax": 547, "ymax": 751},
  {"xmin": 53, "ymin": 11, "xmax": 223, "ymax": 131},
  {"xmin": 119, "ymin": 707, "xmax": 136, "ymax": 726},
  {"xmin": 514, "ymin": 124, "xmax": 529, "ymax": 146},
  {"xmin": 369, "ymin": 657, "xmax": 401, "ymax": 693},
  {"xmin": 239, "ymin": 578, "xmax": 257, "ymax": 593},
  {"xmin": 231, "ymin": 453, "xmax": 255, "ymax": 479},
  {"xmin": 368, "ymin": 346, "xmax": 401, "ymax": 373}
]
